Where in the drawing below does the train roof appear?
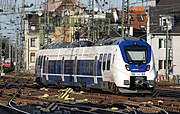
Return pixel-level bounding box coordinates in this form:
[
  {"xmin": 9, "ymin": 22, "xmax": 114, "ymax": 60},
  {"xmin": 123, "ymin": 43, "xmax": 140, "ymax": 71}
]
[{"xmin": 41, "ymin": 36, "xmax": 144, "ymax": 50}]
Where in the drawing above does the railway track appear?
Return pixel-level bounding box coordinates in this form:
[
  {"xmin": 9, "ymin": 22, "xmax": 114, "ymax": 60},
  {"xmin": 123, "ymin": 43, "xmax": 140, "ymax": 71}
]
[
  {"xmin": 0, "ymin": 75, "xmax": 180, "ymax": 114},
  {"xmin": 152, "ymin": 89, "xmax": 180, "ymax": 98},
  {"xmin": 0, "ymin": 77, "xmax": 30, "ymax": 114}
]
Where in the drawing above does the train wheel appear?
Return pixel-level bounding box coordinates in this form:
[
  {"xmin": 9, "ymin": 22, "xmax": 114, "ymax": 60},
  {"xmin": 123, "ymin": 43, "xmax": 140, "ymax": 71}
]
[
  {"xmin": 113, "ymin": 84, "xmax": 120, "ymax": 95},
  {"xmin": 79, "ymin": 82, "xmax": 86, "ymax": 90},
  {"xmin": 56, "ymin": 81, "xmax": 65, "ymax": 88},
  {"xmin": 108, "ymin": 82, "xmax": 119, "ymax": 94}
]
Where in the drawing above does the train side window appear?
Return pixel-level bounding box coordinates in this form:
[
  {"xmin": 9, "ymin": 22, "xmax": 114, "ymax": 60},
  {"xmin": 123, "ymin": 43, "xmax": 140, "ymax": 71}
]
[
  {"xmin": 77, "ymin": 60, "xmax": 80, "ymax": 75},
  {"xmin": 58, "ymin": 60, "xmax": 61, "ymax": 74},
  {"xmin": 107, "ymin": 53, "xmax": 111, "ymax": 70},
  {"xmin": 53, "ymin": 60, "xmax": 56, "ymax": 74},
  {"xmin": 103, "ymin": 53, "xmax": 107, "ymax": 70},
  {"xmin": 82, "ymin": 60, "xmax": 93, "ymax": 75},
  {"xmin": 48, "ymin": 60, "xmax": 56, "ymax": 74},
  {"xmin": 82, "ymin": 61, "xmax": 86, "ymax": 75},
  {"xmin": 48, "ymin": 61, "xmax": 51, "ymax": 73},
  {"xmin": 98, "ymin": 54, "xmax": 103, "ymax": 70},
  {"xmin": 89, "ymin": 61, "xmax": 93, "ymax": 75},
  {"xmin": 38, "ymin": 56, "xmax": 43, "ymax": 69},
  {"xmin": 74, "ymin": 56, "xmax": 77, "ymax": 75},
  {"xmin": 112, "ymin": 54, "xmax": 115, "ymax": 64},
  {"xmin": 93, "ymin": 56, "xmax": 97, "ymax": 76},
  {"xmin": 43, "ymin": 56, "xmax": 46, "ymax": 72},
  {"xmin": 64, "ymin": 60, "xmax": 73, "ymax": 74}
]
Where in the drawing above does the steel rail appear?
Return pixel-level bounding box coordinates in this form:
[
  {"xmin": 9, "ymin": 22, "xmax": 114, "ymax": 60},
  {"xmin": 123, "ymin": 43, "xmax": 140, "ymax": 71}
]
[{"xmin": 7, "ymin": 79, "xmax": 30, "ymax": 114}]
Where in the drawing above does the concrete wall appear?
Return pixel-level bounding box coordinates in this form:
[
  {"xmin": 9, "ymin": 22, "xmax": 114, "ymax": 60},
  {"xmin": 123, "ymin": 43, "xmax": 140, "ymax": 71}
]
[
  {"xmin": 151, "ymin": 35, "xmax": 180, "ymax": 75},
  {"xmin": 172, "ymin": 36, "xmax": 180, "ymax": 75},
  {"xmin": 151, "ymin": 35, "xmax": 166, "ymax": 74}
]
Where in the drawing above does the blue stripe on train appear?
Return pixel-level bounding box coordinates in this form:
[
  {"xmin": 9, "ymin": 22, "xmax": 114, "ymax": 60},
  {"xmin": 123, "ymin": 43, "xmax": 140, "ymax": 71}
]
[{"xmin": 43, "ymin": 75, "xmax": 103, "ymax": 88}]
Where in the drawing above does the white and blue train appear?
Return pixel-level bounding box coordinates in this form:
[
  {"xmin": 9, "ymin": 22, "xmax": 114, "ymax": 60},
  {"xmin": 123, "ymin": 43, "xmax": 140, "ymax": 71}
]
[{"xmin": 35, "ymin": 37, "xmax": 156, "ymax": 94}]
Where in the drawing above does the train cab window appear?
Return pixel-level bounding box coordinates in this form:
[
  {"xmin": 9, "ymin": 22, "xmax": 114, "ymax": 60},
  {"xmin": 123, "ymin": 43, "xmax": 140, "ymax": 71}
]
[
  {"xmin": 107, "ymin": 53, "xmax": 111, "ymax": 70},
  {"xmin": 124, "ymin": 46, "xmax": 147, "ymax": 64},
  {"xmin": 103, "ymin": 54, "xmax": 107, "ymax": 70}
]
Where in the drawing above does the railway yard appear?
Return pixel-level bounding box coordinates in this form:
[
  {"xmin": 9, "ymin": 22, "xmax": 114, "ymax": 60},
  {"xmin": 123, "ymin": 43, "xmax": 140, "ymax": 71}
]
[{"xmin": 0, "ymin": 73, "xmax": 180, "ymax": 114}]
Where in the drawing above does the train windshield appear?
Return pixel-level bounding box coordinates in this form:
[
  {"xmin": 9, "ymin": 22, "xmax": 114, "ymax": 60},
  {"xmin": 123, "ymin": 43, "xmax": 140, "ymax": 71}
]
[{"xmin": 124, "ymin": 46, "xmax": 147, "ymax": 63}]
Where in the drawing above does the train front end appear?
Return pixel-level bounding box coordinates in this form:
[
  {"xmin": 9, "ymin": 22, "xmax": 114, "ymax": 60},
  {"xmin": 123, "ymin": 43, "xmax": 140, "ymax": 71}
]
[{"xmin": 115, "ymin": 39, "xmax": 156, "ymax": 93}]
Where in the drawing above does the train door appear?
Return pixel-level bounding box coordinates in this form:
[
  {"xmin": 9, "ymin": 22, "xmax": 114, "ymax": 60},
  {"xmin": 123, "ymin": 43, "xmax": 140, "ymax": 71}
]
[
  {"xmin": 36, "ymin": 56, "xmax": 43, "ymax": 78},
  {"xmin": 102, "ymin": 53, "xmax": 112, "ymax": 81}
]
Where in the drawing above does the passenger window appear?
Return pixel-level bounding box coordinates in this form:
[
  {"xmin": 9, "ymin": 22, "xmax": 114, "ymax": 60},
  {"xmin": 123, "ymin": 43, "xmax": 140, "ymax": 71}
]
[
  {"xmin": 93, "ymin": 56, "xmax": 97, "ymax": 76},
  {"xmin": 48, "ymin": 60, "xmax": 56, "ymax": 74},
  {"xmin": 107, "ymin": 53, "xmax": 111, "ymax": 70},
  {"xmin": 103, "ymin": 54, "xmax": 107, "ymax": 70},
  {"xmin": 77, "ymin": 60, "xmax": 80, "ymax": 75},
  {"xmin": 58, "ymin": 60, "xmax": 61, "ymax": 74},
  {"xmin": 98, "ymin": 54, "xmax": 103, "ymax": 70},
  {"xmin": 64, "ymin": 60, "xmax": 73, "ymax": 74},
  {"xmin": 74, "ymin": 56, "xmax": 77, "ymax": 75},
  {"xmin": 112, "ymin": 54, "xmax": 115, "ymax": 64},
  {"xmin": 38, "ymin": 56, "xmax": 43, "ymax": 69}
]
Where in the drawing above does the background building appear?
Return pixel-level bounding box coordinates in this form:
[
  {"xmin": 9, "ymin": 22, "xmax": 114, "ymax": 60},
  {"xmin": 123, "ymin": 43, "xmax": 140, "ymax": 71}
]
[{"xmin": 149, "ymin": 0, "xmax": 180, "ymax": 75}]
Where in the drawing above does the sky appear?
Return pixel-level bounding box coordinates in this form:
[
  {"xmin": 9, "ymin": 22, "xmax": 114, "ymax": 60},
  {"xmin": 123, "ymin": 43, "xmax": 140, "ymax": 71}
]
[{"xmin": 0, "ymin": 0, "xmax": 145, "ymax": 41}]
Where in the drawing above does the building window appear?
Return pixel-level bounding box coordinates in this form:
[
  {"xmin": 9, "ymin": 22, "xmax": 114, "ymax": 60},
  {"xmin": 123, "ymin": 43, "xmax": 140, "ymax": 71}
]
[
  {"xmin": 158, "ymin": 60, "xmax": 163, "ymax": 70},
  {"xmin": 164, "ymin": 60, "xmax": 172, "ymax": 70},
  {"xmin": 31, "ymin": 38, "xmax": 36, "ymax": 47},
  {"xmin": 30, "ymin": 52, "xmax": 35, "ymax": 62},
  {"xmin": 140, "ymin": 25, "xmax": 146, "ymax": 31},
  {"xmin": 159, "ymin": 39, "xmax": 166, "ymax": 49},
  {"xmin": 137, "ymin": 14, "xmax": 144, "ymax": 22}
]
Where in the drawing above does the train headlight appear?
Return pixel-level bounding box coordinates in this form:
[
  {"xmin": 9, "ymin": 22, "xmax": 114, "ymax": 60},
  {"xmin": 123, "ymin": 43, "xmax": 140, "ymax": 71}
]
[
  {"xmin": 146, "ymin": 65, "xmax": 150, "ymax": 71},
  {"xmin": 124, "ymin": 80, "xmax": 129, "ymax": 85},
  {"xmin": 125, "ymin": 64, "xmax": 130, "ymax": 71}
]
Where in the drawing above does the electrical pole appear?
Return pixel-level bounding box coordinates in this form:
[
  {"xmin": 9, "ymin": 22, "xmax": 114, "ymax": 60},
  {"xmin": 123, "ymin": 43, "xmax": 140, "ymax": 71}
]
[
  {"xmin": 88, "ymin": 0, "xmax": 95, "ymax": 43},
  {"xmin": 15, "ymin": 30, "xmax": 19, "ymax": 75},
  {"xmin": 0, "ymin": 33, "xmax": 2, "ymax": 76},
  {"xmin": 165, "ymin": 22, "xmax": 169, "ymax": 81},
  {"xmin": 20, "ymin": 0, "xmax": 25, "ymax": 74},
  {"xmin": 45, "ymin": 0, "xmax": 49, "ymax": 44},
  {"xmin": 121, "ymin": 0, "xmax": 130, "ymax": 37}
]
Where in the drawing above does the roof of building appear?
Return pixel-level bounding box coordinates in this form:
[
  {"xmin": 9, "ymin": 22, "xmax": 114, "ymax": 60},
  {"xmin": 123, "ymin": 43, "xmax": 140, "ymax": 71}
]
[
  {"xmin": 131, "ymin": 6, "xmax": 145, "ymax": 12},
  {"xmin": 41, "ymin": 0, "xmax": 86, "ymax": 12},
  {"xmin": 130, "ymin": 6, "xmax": 147, "ymax": 31}
]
